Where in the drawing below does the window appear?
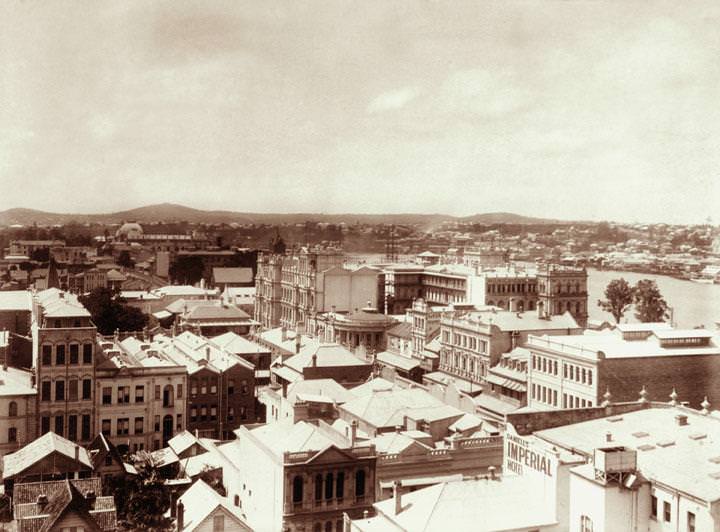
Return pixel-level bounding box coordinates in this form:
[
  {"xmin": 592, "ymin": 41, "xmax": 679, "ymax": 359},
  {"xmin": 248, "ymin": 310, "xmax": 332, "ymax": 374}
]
[
  {"xmin": 325, "ymin": 473, "xmax": 334, "ymax": 500},
  {"xmin": 102, "ymin": 419, "xmax": 111, "ymax": 436},
  {"xmin": 315, "ymin": 474, "xmax": 323, "ymax": 500},
  {"xmin": 664, "ymin": 501, "xmax": 671, "ymax": 522},
  {"xmin": 292, "ymin": 475, "xmax": 304, "ymax": 503},
  {"xmin": 42, "ymin": 345, "xmax": 52, "ymax": 366},
  {"xmin": 210, "ymin": 407, "xmax": 217, "ymax": 420},
  {"xmin": 134, "ymin": 417, "xmax": 144, "ymax": 434},
  {"xmin": 82, "ymin": 343, "xmax": 93, "ymax": 364},
  {"xmin": 213, "ymin": 515, "xmax": 225, "ymax": 532},
  {"xmin": 201, "ymin": 407, "xmax": 207, "ymax": 421},
  {"xmin": 163, "ymin": 385, "xmax": 173, "ymax": 407},
  {"xmin": 41, "ymin": 416, "xmax": 50, "ymax": 435},
  {"xmin": 210, "ymin": 383, "xmax": 217, "ymax": 394},
  {"xmin": 8, "ymin": 401, "xmax": 17, "ymax": 417},
  {"xmin": 135, "ymin": 385, "xmax": 144, "ymax": 403},
  {"xmin": 176, "ymin": 414, "xmax": 182, "ymax": 430},
  {"xmin": 69, "ymin": 344, "xmax": 79, "ymax": 364},
  {"xmin": 154, "ymin": 416, "xmax": 160, "ymax": 432},
  {"xmin": 56, "ymin": 344, "xmax": 66, "ymax": 365},
  {"xmin": 228, "ymin": 379, "xmax": 235, "ymax": 395},
  {"xmin": 191, "ymin": 380, "xmax": 198, "ymax": 395},
  {"xmin": 55, "ymin": 415, "xmax": 64, "ymax": 437},
  {"xmin": 580, "ymin": 515, "xmax": 593, "ymax": 532},
  {"xmin": 190, "ymin": 407, "xmax": 198, "ymax": 422},
  {"xmin": 55, "ymin": 380, "xmax": 65, "ymax": 401},
  {"xmin": 688, "ymin": 511, "xmax": 696, "ymax": 532},
  {"xmin": 69, "ymin": 379, "xmax": 78, "ymax": 401},
  {"xmin": 117, "ymin": 418, "xmax": 129, "ymax": 436},
  {"xmin": 201, "ymin": 381, "xmax": 207, "ymax": 394},
  {"xmin": 355, "ymin": 470, "xmax": 365, "ymax": 497},
  {"xmin": 102, "ymin": 387, "xmax": 112, "ymax": 405},
  {"xmin": 118, "ymin": 386, "xmax": 130, "ymax": 404},
  {"xmin": 82, "ymin": 379, "xmax": 92, "ymax": 400},
  {"xmin": 241, "ymin": 380, "xmax": 249, "ymax": 395},
  {"xmin": 227, "ymin": 407, "xmax": 234, "ymax": 421},
  {"xmin": 105, "ymin": 454, "xmax": 113, "ymax": 466},
  {"xmin": 177, "ymin": 384, "xmax": 183, "ymax": 399},
  {"xmin": 68, "ymin": 415, "xmax": 77, "ymax": 441},
  {"xmin": 336, "ymin": 472, "xmax": 345, "ymax": 500},
  {"xmin": 240, "ymin": 406, "xmax": 247, "ymax": 420},
  {"xmin": 81, "ymin": 415, "xmax": 91, "ymax": 440},
  {"xmin": 41, "ymin": 381, "xmax": 51, "ymax": 402},
  {"xmin": 155, "ymin": 385, "xmax": 161, "ymax": 400},
  {"xmin": 8, "ymin": 427, "xmax": 17, "ymax": 443}
]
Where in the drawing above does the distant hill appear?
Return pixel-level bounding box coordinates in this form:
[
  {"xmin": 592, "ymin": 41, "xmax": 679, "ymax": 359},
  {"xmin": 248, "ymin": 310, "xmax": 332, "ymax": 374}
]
[{"xmin": 0, "ymin": 203, "xmax": 567, "ymax": 227}]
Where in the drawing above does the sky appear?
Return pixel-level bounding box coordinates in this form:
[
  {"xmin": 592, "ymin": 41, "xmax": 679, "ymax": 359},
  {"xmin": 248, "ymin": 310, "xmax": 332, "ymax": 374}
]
[{"xmin": 1, "ymin": 1, "xmax": 719, "ymax": 224}]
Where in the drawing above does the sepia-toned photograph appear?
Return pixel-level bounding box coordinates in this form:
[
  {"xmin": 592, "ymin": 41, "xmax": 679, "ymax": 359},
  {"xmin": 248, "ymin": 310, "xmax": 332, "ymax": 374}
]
[{"xmin": 1, "ymin": 1, "xmax": 719, "ymax": 530}]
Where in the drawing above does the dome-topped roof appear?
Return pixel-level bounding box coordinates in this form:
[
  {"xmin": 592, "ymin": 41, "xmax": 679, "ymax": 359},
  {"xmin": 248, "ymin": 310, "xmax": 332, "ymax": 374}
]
[{"xmin": 115, "ymin": 221, "xmax": 144, "ymax": 239}]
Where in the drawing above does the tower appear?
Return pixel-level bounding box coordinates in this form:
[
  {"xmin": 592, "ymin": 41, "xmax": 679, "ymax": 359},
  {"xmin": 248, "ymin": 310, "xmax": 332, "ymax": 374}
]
[{"xmin": 536, "ymin": 264, "xmax": 588, "ymax": 327}]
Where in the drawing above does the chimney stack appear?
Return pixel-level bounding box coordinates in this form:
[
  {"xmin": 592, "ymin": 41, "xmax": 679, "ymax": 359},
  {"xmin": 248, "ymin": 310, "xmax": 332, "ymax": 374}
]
[
  {"xmin": 393, "ymin": 480, "xmax": 402, "ymax": 515},
  {"xmin": 205, "ymin": 347, "xmax": 210, "ymax": 361},
  {"xmin": 351, "ymin": 420, "xmax": 358, "ymax": 447},
  {"xmin": 605, "ymin": 431, "xmax": 612, "ymax": 443},
  {"xmin": 296, "ymin": 333, "xmax": 301, "ymax": 355},
  {"xmin": 311, "ymin": 353, "xmax": 317, "ymax": 367},
  {"xmin": 177, "ymin": 500, "xmax": 185, "ymax": 531},
  {"xmin": 74, "ymin": 445, "xmax": 80, "ymax": 463},
  {"xmin": 281, "ymin": 326, "xmax": 287, "ymax": 342},
  {"xmin": 488, "ymin": 466, "xmax": 497, "ymax": 480}
]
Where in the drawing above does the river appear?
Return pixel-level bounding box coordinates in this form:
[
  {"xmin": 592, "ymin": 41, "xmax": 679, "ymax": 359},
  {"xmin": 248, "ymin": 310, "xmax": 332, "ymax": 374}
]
[{"xmin": 587, "ymin": 269, "xmax": 720, "ymax": 329}]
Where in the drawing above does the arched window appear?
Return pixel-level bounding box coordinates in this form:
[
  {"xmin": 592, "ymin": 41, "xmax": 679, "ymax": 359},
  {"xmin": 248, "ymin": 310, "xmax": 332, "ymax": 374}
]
[
  {"xmin": 8, "ymin": 402, "xmax": 17, "ymax": 417},
  {"xmin": 315, "ymin": 474, "xmax": 323, "ymax": 501},
  {"xmin": 581, "ymin": 515, "xmax": 593, "ymax": 532},
  {"xmin": 355, "ymin": 470, "xmax": 366, "ymax": 497},
  {"xmin": 292, "ymin": 475, "xmax": 304, "ymax": 503},
  {"xmin": 313, "ymin": 524, "xmax": 322, "ymax": 532},
  {"xmin": 336, "ymin": 472, "xmax": 345, "ymax": 500},
  {"xmin": 324, "ymin": 522, "xmax": 332, "ymax": 532},
  {"xmin": 324, "ymin": 472, "xmax": 334, "ymax": 500}
]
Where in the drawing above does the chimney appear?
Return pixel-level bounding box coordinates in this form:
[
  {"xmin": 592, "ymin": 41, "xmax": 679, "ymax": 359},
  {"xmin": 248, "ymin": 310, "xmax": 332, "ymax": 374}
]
[
  {"xmin": 311, "ymin": 353, "xmax": 317, "ymax": 367},
  {"xmin": 488, "ymin": 466, "xmax": 496, "ymax": 480},
  {"xmin": 351, "ymin": 420, "xmax": 358, "ymax": 447},
  {"xmin": 393, "ymin": 480, "xmax": 402, "ymax": 515},
  {"xmin": 177, "ymin": 500, "xmax": 185, "ymax": 531},
  {"xmin": 296, "ymin": 334, "xmax": 301, "ymax": 355},
  {"xmin": 74, "ymin": 445, "xmax": 80, "ymax": 462},
  {"xmin": 36, "ymin": 494, "xmax": 48, "ymax": 512},
  {"xmin": 363, "ymin": 510, "xmax": 369, "ymax": 519},
  {"xmin": 605, "ymin": 431, "xmax": 612, "ymax": 443},
  {"xmin": 195, "ymin": 428, "xmax": 199, "ymax": 438},
  {"xmin": 509, "ymin": 298, "xmax": 515, "ymax": 312},
  {"xmin": 205, "ymin": 347, "xmax": 210, "ymax": 361},
  {"xmin": 536, "ymin": 302, "xmax": 544, "ymax": 319}
]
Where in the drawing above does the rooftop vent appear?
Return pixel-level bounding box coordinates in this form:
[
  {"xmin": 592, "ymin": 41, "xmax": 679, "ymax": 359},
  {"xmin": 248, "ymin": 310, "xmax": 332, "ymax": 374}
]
[
  {"xmin": 656, "ymin": 440, "xmax": 676, "ymax": 448},
  {"xmin": 689, "ymin": 432, "xmax": 707, "ymax": 441},
  {"xmin": 637, "ymin": 444, "xmax": 656, "ymax": 452},
  {"xmin": 607, "ymin": 416, "xmax": 624, "ymax": 423},
  {"xmin": 675, "ymin": 414, "xmax": 689, "ymax": 426},
  {"xmin": 632, "ymin": 431, "xmax": 649, "ymax": 438},
  {"xmin": 709, "ymin": 471, "xmax": 720, "ymax": 480},
  {"xmin": 708, "ymin": 456, "xmax": 720, "ymax": 464}
]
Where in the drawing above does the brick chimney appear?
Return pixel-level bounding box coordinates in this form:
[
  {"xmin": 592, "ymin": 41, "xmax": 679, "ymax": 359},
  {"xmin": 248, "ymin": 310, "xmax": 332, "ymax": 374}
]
[
  {"xmin": 393, "ymin": 480, "xmax": 402, "ymax": 515},
  {"xmin": 350, "ymin": 420, "xmax": 358, "ymax": 447},
  {"xmin": 296, "ymin": 334, "xmax": 302, "ymax": 355}
]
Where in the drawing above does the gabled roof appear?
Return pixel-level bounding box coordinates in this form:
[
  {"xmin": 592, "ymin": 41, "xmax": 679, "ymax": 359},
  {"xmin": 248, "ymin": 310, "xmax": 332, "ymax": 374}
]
[
  {"xmin": 184, "ymin": 304, "xmax": 251, "ymax": 321},
  {"xmin": 169, "ymin": 430, "xmax": 209, "ymax": 457},
  {"xmin": 286, "ymin": 378, "xmax": 355, "ymax": 405},
  {"xmin": 36, "ymin": 288, "xmax": 91, "ymax": 319},
  {"xmin": 0, "ymin": 290, "xmax": 32, "ymax": 311},
  {"xmin": 3, "ymin": 432, "xmax": 93, "ymax": 480},
  {"xmin": 211, "ymin": 332, "xmax": 268, "ymax": 355},
  {"xmin": 386, "ymin": 321, "xmax": 412, "ymax": 339},
  {"xmin": 247, "ymin": 421, "xmax": 351, "ymax": 458},
  {"xmin": 175, "ymin": 479, "xmax": 249, "ymax": 531}
]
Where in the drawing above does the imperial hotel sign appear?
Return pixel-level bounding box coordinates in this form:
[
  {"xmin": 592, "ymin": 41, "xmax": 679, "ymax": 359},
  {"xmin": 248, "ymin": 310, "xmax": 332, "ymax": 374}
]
[{"xmin": 504, "ymin": 433, "xmax": 556, "ymax": 478}]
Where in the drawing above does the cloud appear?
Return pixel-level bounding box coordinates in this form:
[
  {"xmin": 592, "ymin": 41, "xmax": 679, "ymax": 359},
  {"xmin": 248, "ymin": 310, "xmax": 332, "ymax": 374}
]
[{"xmin": 367, "ymin": 87, "xmax": 421, "ymax": 113}]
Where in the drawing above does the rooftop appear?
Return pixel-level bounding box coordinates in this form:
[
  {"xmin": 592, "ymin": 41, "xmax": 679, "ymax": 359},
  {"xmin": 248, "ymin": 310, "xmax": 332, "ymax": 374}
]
[
  {"xmin": 212, "ymin": 267, "xmax": 254, "ymax": 284},
  {"xmin": 174, "ymin": 479, "xmax": 248, "ymax": 531},
  {"xmin": 286, "ymin": 378, "xmax": 356, "ymax": 405},
  {"xmin": 284, "ymin": 343, "xmax": 369, "ymax": 373},
  {"xmin": 246, "ymin": 420, "xmax": 351, "ymax": 459},
  {"xmin": 3, "ymin": 432, "xmax": 92, "ymax": 480},
  {"xmin": 0, "ymin": 290, "xmax": 32, "ymax": 311},
  {"xmin": 211, "ymin": 332, "xmax": 268, "ymax": 355},
  {"xmin": 534, "ymin": 405, "xmax": 720, "ymax": 502},
  {"xmin": 446, "ymin": 309, "xmax": 580, "ymax": 332}
]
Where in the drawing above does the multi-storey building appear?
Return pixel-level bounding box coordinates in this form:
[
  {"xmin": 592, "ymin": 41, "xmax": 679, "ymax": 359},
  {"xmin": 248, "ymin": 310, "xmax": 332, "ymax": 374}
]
[
  {"xmin": 32, "ymin": 288, "xmax": 96, "ymax": 445},
  {"xmin": 255, "ymin": 246, "xmax": 379, "ymax": 332},
  {"xmin": 527, "ymin": 324, "xmax": 720, "ymax": 411},
  {"xmin": 0, "ymin": 366, "xmax": 37, "ymax": 456},
  {"xmin": 234, "ymin": 420, "xmax": 377, "ymax": 532},
  {"xmin": 7, "ymin": 240, "xmax": 65, "ymax": 259},
  {"xmin": 438, "ymin": 307, "xmax": 582, "ymax": 385},
  {"xmin": 152, "ymin": 331, "xmax": 257, "ymax": 438},
  {"xmin": 536, "ymin": 264, "xmax": 588, "ymax": 327},
  {"xmin": 95, "ymin": 335, "xmax": 188, "ymax": 452},
  {"xmin": 0, "ymin": 290, "xmax": 33, "ymax": 368},
  {"xmin": 308, "ymin": 307, "xmax": 397, "ymax": 355}
]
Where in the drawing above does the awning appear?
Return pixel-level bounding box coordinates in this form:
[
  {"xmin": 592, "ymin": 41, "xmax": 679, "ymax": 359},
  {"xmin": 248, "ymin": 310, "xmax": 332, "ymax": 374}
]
[
  {"xmin": 153, "ymin": 310, "xmax": 173, "ymax": 320},
  {"xmin": 272, "ymin": 365, "xmax": 301, "ymax": 383},
  {"xmin": 485, "ymin": 373, "xmax": 527, "ymax": 392}
]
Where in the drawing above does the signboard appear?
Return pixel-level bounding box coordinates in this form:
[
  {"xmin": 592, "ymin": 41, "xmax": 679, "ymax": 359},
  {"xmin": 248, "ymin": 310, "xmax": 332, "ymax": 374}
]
[{"xmin": 504, "ymin": 433, "xmax": 555, "ymax": 478}]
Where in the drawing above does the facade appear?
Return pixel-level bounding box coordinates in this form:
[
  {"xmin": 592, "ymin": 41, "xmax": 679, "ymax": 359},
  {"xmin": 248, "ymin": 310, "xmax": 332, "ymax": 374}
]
[
  {"xmin": 309, "ymin": 307, "xmax": 397, "ymax": 355},
  {"xmin": 527, "ymin": 325, "xmax": 720, "ymax": 410},
  {"xmin": 152, "ymin": 331, "xmax": 257, "ymax": 438},
  {"xmin": 32, "ymin": 288, "xmax": 97, "ymax": 445},
  {"xmin": 255, "ymin": 246, "xmax": 379, "ymax": 331},
  {"xmin": 0, "ymin": 366, "xmax": 37, "ymax": 456},
  {"xmin": 178, "ymin": 302, "xmax": 255, "ymax": 336},
  {"xmin": 212, "ymin": 267, "xmax": 254, "ymax": 289},
  {"xmin": 0, "ymin": 290, "xmax": 33, "ymax": 368},
  {"xmin": 8, "ymin": 240, "xmax": 65, "ymax": 258},
  {"xmin": 174, "ymin": 478, "xmax": 251, "ymax": 531},
  {"xmin": 234, "ymin": 420, "xmax": 377, "ymax": 532},
  {"xmin": 95, "ymin": 335, "xmax": 188, "ymax": 451},
  {"xmin": 438, "ymin": 308, "xmax": 582, "ymax": 386}
]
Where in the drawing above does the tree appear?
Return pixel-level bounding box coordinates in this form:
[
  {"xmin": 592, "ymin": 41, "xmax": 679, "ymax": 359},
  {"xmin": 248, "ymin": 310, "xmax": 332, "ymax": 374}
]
[
  {"xmin": 168, "ymin": 256, "xmax": 204, "ymax": 285},
  {"xmin": 79, "ymin": 288, "xmax": 149, "ymax": 335},
  {"xmin": 30, "ymin": 248, "xmax": 50, "ymax": 262},
  {"xmin": 117, "ymin": 250, "xmax": 135, "ymax": 268},
  {"xmin": 633, "ymin": 279, "xmax": 670, "ymax": 323},
  {"xmin": 597, "ymin": 278, "xmax": 635, "ymax": 323},
  {"xmin": 119, "ymin": 451, "xmax": 174, "ymax": 531}
]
